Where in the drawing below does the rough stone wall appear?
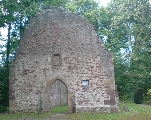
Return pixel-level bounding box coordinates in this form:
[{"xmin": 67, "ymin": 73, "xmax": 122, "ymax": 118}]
[{"xmin": 9, "ymin": 7, "xmax": 119, "ymax": 113}]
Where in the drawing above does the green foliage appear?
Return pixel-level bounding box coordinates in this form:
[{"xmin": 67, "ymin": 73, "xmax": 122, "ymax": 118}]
[
  {"xmin": 0, "ymin": 62, "xmax": 9, "ymax": 112},
  {"xmin": 143, "ymin": 89, "xmax": 151, "ymax": 105},
  {"xmin": 38, "ymin": 88, "xmax": 43, "ymax": 113},
  {"xmin": 0, "ymin": 106, "xmax": 8, "ymax": 113},
  {"xmin": 146, "ymin": 89, "xmax": 151, "ymax": 100},
  {"xmin": 114, "ymin": 57, "xmax": 134, "ymax": 100},
  {"xmin": 98, "ymin": 0, "xmax": 151, "ymax": 101},
  {"xmin": 0, "ymin": 0, "xmax": 70, "ymax": 112},
  {"xmin": 65, "ymin": 0, "xmax": 101, "ymax": 31}
]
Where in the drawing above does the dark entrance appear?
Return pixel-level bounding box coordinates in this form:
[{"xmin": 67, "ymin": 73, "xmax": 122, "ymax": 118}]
[{"xmin": 49, "ymin": 79, "xmax": 68, "ymax": 107}]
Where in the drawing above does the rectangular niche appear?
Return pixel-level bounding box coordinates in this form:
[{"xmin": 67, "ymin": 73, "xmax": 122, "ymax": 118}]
[
  {"xmin": 82, "ymin": 80, "xmax": 89, "ymax": 91},
  {"xmin": 52, "ymin": 54, "xmax": 61, "ymax": 66}
]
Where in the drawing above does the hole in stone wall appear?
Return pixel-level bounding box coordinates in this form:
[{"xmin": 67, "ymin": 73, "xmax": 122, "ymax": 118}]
[
  {"xmin": 82, "ymin": 80, "xmax": 89, "ymax": 91},
  {"xmin": 52, "ymin": 54, "xmax": 61, "ymax": 66}
]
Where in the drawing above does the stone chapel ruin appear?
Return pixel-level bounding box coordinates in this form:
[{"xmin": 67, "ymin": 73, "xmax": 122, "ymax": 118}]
[{"xmin": 9, "ymin": 7, "xmax": 119, "ymax": 113}]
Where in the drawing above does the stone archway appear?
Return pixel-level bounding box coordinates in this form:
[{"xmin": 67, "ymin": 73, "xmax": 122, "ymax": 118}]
[
  {"xmin": 49, "ymin": 79, "xmax": 67, "ymax": 107},
  {"xmin": 42, "ymin": 77, "xmax": 74, "ymax": 113}
]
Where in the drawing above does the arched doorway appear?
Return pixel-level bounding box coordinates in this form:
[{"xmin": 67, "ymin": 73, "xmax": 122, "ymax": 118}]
[
  {"xmin": 49, "ymin": 79, "xmax": 68, "ymax": 107},
  {"xmin": 43, "ymin": 77, "xmax": 74, "ymax": 113}
]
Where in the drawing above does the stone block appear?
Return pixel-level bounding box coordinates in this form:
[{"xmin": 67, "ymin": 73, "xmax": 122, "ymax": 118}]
[
  {"xmin": 9, "ymin": 100, "xmax": 16, "ymax": 107},
  {"xmin": 9, "ymin": 79, "xmax": 15, "ymax": 85},
  {"xmin": 110, "ymin": 105, "xmax": 119, "ymax": 113},
  {"xmin": 9, "ymin": 95, "xmax": 15, "ymax": 100},
  {"xmin": 104, "ymin": 99, "xmax": 116, "ymax": 105}
]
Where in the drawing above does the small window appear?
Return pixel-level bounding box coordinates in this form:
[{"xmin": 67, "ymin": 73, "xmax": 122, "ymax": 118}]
[
  {"xmin": 52, "ymin": 54, "xmax": 61, "ymax": 66},
  {"xmin": 82, "ymin": 80, "xmax": 89, "ymax": 91}
]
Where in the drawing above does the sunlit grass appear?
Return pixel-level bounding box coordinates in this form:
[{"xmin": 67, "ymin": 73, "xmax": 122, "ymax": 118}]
[
  {"xmin": 50, "ymin": 104, "xmax": 68, "ymax": 114},
  {"xmin": 64, "ymin": 102, "xmax": 151, "ymax": 120},
  {"xmin": 0, "ymin": 102, "xmax": 151, "ymax": 120}
]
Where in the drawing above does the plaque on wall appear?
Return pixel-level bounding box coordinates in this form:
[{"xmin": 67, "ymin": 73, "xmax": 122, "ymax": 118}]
[{"xmin": 52, "ymin": 54, "xmax": 61, "ymax": 66}]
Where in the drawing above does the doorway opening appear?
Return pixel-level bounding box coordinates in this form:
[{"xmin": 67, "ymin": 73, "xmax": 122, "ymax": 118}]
[
  {"xmin": 43, "ymin": 78, "xmax": 74, "ymax": 113},
  {"xmin": 49, "ymin": 79, "xmax": 68, "ymax": 107}
]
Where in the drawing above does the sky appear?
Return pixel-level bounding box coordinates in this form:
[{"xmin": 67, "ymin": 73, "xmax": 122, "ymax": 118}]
[{"xmin": 95, "ymin": 0, "xmax": 111, "ymax": 7}]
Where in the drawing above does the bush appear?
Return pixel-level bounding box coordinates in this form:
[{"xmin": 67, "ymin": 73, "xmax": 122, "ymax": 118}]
[
  {"xmin": 143, "ymin": 89, "xmax": 151, "ymax": 105},
  {"xmin": 0, "ymin": 105, "xmax": 8, "ymax": 113}
]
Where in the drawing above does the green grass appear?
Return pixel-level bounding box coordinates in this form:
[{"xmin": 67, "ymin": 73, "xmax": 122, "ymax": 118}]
[
  {"xmin": 0, "ymin": 112, "xmax": 52, "ymax": 120},
  {"xmin": 63, "ymin": 102, "xmax": 151, "ymax": 120},
  {"xmin": 50, "ymin": 104, "xmax": 68, "ymax": 114},
  {"xmin": 0, "ymin": 105, "xmax": 67, "ymax": 120},
  {"xmin": 0, "ymin": 102, "xmax": 151, "ymax": 120}
]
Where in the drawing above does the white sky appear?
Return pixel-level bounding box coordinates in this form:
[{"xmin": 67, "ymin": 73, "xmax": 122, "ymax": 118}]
[{"xmin": 96, "ymin": 0, "xmax": 111, "ymax": 6}]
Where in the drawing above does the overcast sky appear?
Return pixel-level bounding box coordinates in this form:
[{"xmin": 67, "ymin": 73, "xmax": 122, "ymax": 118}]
[{"xmin": 96, "ymin": 0, "xmax": 111, "ymax": 6}]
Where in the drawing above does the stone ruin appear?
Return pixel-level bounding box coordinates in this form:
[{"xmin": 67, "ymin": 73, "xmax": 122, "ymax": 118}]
[{"xmin": 9, "ymin": 7, "xmax": 119, "ymax": 113}]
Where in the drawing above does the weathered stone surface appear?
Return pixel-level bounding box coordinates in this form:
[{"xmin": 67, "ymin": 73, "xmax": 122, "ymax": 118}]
[
  {"xmin": 9, "ymin": 7, "xmax": 119, "ymax": 113},
  {"xmin": 110, "ymin": 105, "xmax": 119, "ymax": 113},
  {"xmin": 104, "ymin": 99, "xmax": 116, "ymax": 105}
]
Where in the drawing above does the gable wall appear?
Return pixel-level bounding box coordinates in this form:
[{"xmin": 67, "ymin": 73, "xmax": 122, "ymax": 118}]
[{"xmin": 9, "ymin": 8, "xmax": 118, "ymax": 113}]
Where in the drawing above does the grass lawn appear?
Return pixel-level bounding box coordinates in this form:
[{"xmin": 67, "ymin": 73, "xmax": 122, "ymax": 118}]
[
  {"xmin": 0, "ymin": 111, "xmax": 52, "ymax": 120},
  {"xmin": 50, "ymin": 104, "xmax": 68, "ymax": 114},
  {"xmin": 0, "ymin": 102, "xmax": 151, "ymax": 120},
  {"xmin": 64, "ymin": 102, "xmax": 151, "ymax": 120}
]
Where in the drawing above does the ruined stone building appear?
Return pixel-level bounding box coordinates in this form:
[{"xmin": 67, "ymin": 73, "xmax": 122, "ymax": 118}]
[{"xmin": 9, "ymin": 7, "xmax": 119, "ymax": 113}]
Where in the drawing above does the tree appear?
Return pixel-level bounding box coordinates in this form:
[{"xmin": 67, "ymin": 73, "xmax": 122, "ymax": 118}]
[
  {"xmin": 0, "ymin": 0, "xmax": 71, "ymax": 112},
  {"xmin": 99, "ymin": 0, "xmax": 151, "ymax": 101},
  {"xmin": 65, "ymin": 0, "xmax": 101, "ymax": 32}
]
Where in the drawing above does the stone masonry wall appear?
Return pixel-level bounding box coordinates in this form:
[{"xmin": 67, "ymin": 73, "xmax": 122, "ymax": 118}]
[{"xmin": 9, "ymin": 7, "xmax": 119, "ymax": 113}]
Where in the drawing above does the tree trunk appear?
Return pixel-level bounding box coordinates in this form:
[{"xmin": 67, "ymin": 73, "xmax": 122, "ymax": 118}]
[{"xmin": 6, "ymin": 22, "xmax": 11, "ymax": 61}]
